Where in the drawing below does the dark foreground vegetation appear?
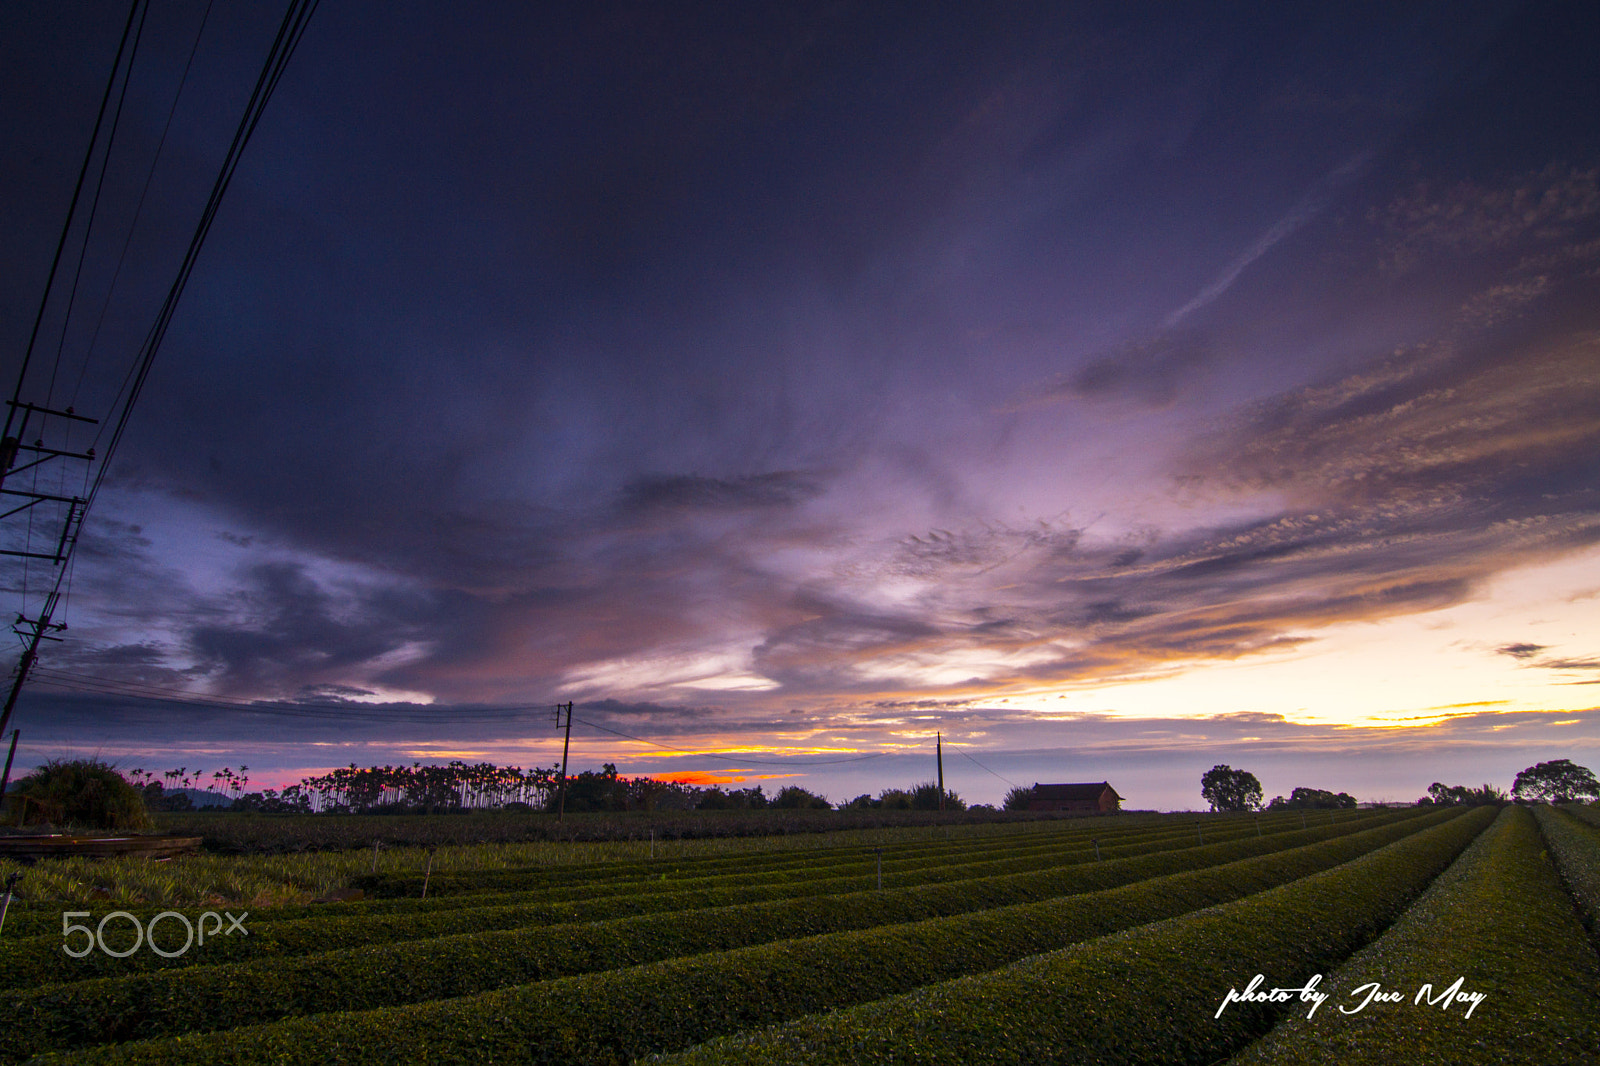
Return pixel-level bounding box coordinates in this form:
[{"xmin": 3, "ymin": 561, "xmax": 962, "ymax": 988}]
[{"xmin": 153, "ymin": 804, "xmax": 1047, "ymax": 854}]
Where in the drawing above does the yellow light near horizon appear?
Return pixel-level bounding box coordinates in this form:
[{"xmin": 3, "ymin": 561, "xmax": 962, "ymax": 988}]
[{"xmin": 967, "ymin": 544, "xmax": 1600, "ymax": 727}]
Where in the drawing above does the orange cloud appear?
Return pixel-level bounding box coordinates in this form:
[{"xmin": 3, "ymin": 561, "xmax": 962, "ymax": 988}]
[{"xmin": 646, "ymin": 769, "xmax": 803, "ymax": 786}]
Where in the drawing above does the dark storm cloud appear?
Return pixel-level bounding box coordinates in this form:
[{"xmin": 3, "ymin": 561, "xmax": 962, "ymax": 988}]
[
  {"xmin": 1041, "ymin": 331, "xmax": 1214, "ymax": 408},
  {"xmin": 617, "ymin": 472, "xmax": 822, "ymax": 516},
  {"xmin": 295, "ymin": 683, "xmax": 378, "ymax": 702},
  {"xmin": 6, "ymin": 0, "xmax": 1598, "ymax": 731},
  {"xmin": 185, "ymin": 561, "xmax": 436, "ymax": 691},
  {"xmin": 753, "ymin": 606, "xmax": 946, "ymax": 693}
]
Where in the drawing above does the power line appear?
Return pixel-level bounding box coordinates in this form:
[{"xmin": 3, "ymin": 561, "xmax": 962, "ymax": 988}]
[
  {"xmin": 45, "ymin": 0, "xmax": 153, "ymax": 412},
  {"xmin": 942, "ymin": 736, "xmax": 1019, "ymax": 788},
  {"xmin": 2, "ymin": 1, "xmax": 322, "ymax": 741},
  {"xmin": 4, "ymin": 0, "xmax": 144, "ymax": 441},
  {"xmin": 71, "ymin": 0, "xmax": 220, "ymax": 412},
  {"xmin": 86, "ymin": 0, "xmax": 322, "ymax": 504}
]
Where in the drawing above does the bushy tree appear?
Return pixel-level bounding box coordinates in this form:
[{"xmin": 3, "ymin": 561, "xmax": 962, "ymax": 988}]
[
  {"xmin": 1512, "ymin": 759, "xmax": 1600, "ymax": 803},
  {"xmin": 695, "ymin": 784, "xmax": 768, "ymax": 810},
  {"xmin": 771, "ymin": 785, "xmax": 831, "ymax": 809},
  {"xmin": 1200, "ymin": 765, "xmax": 1263, "ymax": 812},
  {"xmin": 910, "ymin": 781, "xmax": 965, "ymax": 811},
  {"xmin": 1002, "ymin": 785, "xmax": 1037, "ymax": 811},
  {"xmin": 875, "ymin": 788, "xmax": 914, "ymax": 810},
  {"xmin": 1267, "ymin": 787, "xmax": 1357, "ymax": 810},
  {"xmin": 558, "ymin": 764, "xmax": 628, "ymax": 812},
  {"xmin": 1421, "ymin": 782, "xmax": 1506, "ymax": 806},
  {"xmin": 5, "ymin": 759, "xmax": 154, "ymax": 831},
  {"xmin": 832, "ymin": 785, "xmax": 962, "ymax": 811}
]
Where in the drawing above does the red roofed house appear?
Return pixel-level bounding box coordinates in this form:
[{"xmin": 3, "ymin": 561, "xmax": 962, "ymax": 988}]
[{"xmin": 1028, "ymin": 781, "xmax": 1122, "ymax": 814}]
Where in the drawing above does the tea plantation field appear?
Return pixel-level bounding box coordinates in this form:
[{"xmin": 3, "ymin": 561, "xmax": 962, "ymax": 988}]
[{"xmin": 1, "ymin": 805, "xmax": 1596, "ymax": 1063}]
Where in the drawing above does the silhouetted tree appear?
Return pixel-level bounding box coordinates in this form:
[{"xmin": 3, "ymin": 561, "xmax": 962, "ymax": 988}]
[
  {"xmin": 1266, "ymin": 787, "xmax": 1357, "ymax": 810},
  {"xmin": 771, "ymin": 786, "xmax": 832, "ymax": 809},
  {"xmin": 6, "ymin": 759, "xmax": 153, "ymax": 830},
  {"xmin": 1200, "ymin": 765, "xmax": 1262, "ymax": 812},
  {"xmin": 910, "ymin": 781, "xmax": 964, "ymax": 811},
  {"xmin": 1002, "ymin": 785, "xmax": 1036, "ymax": 811},
  {"xmin": 1419, "ymin": 782, "xmax": 1505, "ymax": 806},
  {"xmin": 1512, "ymin": 759, "xmax": 1600, "ymax": 803}
]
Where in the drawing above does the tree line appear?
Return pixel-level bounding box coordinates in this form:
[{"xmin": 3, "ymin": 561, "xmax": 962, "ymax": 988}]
[
  {"xmin": 1198, "ymin": 759, "xmax": 1600, "ymax": 812},
  {"xmin": 90, "ymin": 761, "xmax": 968, "ymax": 815}
]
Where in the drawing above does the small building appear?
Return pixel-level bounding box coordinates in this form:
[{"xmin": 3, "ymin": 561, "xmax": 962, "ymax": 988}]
[{"xmin": 1029, "ymin": 781, "xmax": 1122, "ymax": 814}]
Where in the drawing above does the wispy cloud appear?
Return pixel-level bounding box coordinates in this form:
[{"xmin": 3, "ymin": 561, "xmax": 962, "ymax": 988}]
[
  {"xmin": 1165, "ymin": 152, "xmax": 1370, "ymax": 326},
  {"xmin": 1376, "ymin": 164, "xmax": 1600, "ymax": 272}
]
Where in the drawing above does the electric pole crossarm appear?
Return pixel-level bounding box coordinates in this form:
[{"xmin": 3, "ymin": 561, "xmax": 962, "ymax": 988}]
[
  {"xmin": 0, "ymin": 403, "xmax": 97, "ymax": 496},
  {"xmin": 2, "ymin": 488, "xmax": 85, "ymax": 505},
  {"xmin": 8, "ymin": 443, "xmax": 98, "ymax": 467},
  {"xmin": 3, "ymin": 401, "xmax": 98, "ymax": 428}
]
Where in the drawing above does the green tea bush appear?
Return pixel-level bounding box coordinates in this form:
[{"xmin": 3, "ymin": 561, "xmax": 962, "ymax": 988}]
[
  {"xmin": 0, "ymin": 810, "xmax": 1410, "ymax": 989},
  {"xmin": 1563, "ymin": 801, "xmax": 1600, "ymax": 830},
  {"xmin": 650, "ymin": 806, "xmax": 1495, "ymax": 1066},
  {"xmin": 348, "ymin": 817, "xmax": 1270, "ymax": 898},
  {"xmin": 0, "ymin": 818, "xmax": 1213, "ymax": 965},
  {"xmin": 1228, "ymin": 806, "xmax": 1600, "ymax": 1064},
  {"xmin": 1534, "ymin": 803, "xmax": 1600, "ymax": 941},
  {"xmin": 24, "ymin": 809, "xmax": 1467, "ymax": 1063}
]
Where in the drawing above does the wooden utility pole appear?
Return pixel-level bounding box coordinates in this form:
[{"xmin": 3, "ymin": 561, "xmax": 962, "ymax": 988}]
[
  {"xmin": 0, "ymin": 729, "xmax": 17, "ymax": 808},
  {"xmin": 554, "ymin": 702, "xmax": 574, "ymax": 821},
  {"xmin": 0, "ymin": 401, "xmax": 95, "ymax": 744},
  {"xmin": 936, "ymin": 731, "xmax": 945, "ymax": 811}
]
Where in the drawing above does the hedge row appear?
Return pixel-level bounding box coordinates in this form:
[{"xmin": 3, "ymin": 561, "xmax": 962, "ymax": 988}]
[
  {"xmin": 1226, "ymin": 806, "xmax": 1600, "ymax": 1065},
  {"xmin": 0, "ymin": 814, "xmax": 1404, "ymax": 1000},
  {"xmin": 349, "ymin": 816, "xmax": 1287, "ymax": 899},
  {"xmin": 28, "ymin": 807, "xmax": 1476, "ymax": 1063},
  {"xmin": 0, "ymin": 812, "xmax": 1324, "ymax": 940},
  {"xmin": 1563, "ymin": 801, "xmax": 1600, "ymax": 830},
  {"xmin": 156, "ymin": 805, "xmax": 1185, "ymax": 853},
  {"xmin": 1534, "ymin": 803, "xmax": 1600, "ymax": 942},
  {"xmin": 0, "ymin": 810, "xmax": 1412, "ymax": 991},
  {"xmin": 0, "ymin": 811, "xmax": 1434, "ymax": 1058},
  {"xmin": 647, "ymin": 805, "xmax": 1495, "ymax": 1066},
  {"xmin": 0, "ymin": 814, "xmax": 1248, "ymax": 944},
  {"xmin": 0, "ymin": 818, "xmax": 1204, "ymax": 948}
]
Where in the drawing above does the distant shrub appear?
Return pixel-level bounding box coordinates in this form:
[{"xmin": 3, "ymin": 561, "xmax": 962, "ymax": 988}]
[
  {"xmin": 6, "ymin": 758, "xmax": 153, "ymax": 831},
  {"xmin": 1417, "ymin": 782, "xmax": 1506, "ymax": 806},
  {"xmin": 771, "ymin": 786, "xmax": 831, "ymax": 809},
  {"xmin": 695, "ymin": 785, "xmax": 769, "ymax": 810},
  {"xmin": 1002, "ymin": 786, "xmax": 1036, "ymax": 812},
  {"xmin": 1266, "ymin": 787, "xmax": 1358, "ymax": 810},
  {"xmin": 910, "ymin": 782, "xmax": 964, "ymax": 811}
]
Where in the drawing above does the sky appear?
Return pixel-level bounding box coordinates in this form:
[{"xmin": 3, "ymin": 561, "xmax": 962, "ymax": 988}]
[{"xmin": 2, "ymin": 0, "xmax": 1597, "ymax": 810}]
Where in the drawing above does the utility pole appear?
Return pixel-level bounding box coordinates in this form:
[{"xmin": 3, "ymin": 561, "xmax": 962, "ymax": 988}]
[
  {"xmin": 554, "ymin": 701, "xmax": 574, "ymax": 821},
  {"xmin": 936, "ymin": 731, "xmax": 945, "ymax": 811},
  {"xmin": 0, "ymin": 729, "xmax": 17, "ymax": 808},
  {"xmin": 0, "ymin": 402, "xmax": 96, "ymax": 743}
]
